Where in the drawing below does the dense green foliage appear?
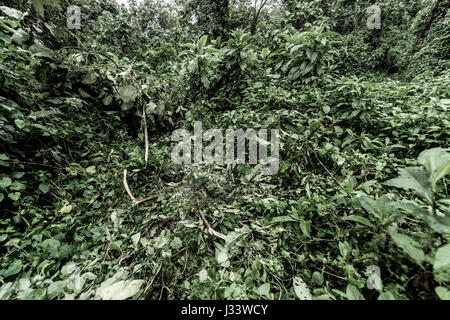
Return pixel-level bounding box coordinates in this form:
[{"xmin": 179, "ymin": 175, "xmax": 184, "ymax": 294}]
[{"xmin": 0, "ymin": 0, "xmax": 449, "ymax": 300}]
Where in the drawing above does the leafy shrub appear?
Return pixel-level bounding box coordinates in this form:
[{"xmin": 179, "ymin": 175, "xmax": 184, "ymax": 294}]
[{"xmin": 271, "ymin": 25, "xmax": 339, "ymax": 82}]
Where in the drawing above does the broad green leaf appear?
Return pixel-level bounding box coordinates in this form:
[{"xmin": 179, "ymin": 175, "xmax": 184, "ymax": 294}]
[
  {"xmin": 301, "ymin": 62, "xmax": 314, "ymax": 75},
  {"xmin": 146, "ymin": 102, "xmax": 158, "ymax": 115},
  {"xmin": 66, "ymin": 274, "xmax": 86, "ymax": 293},
  {"xmin": 47, "ymin": 281, "xmax": 66, "ymax": 299},
  {"xmin": 86, "ymin": 166, "xmax": 96, "ymax": 174},
  {"xmin": 396, "ymin": 200, "xmax": 428, "ymax": 217},
  {"xmin": 300, "ymin": 219, "xmax": 311, "ymax": 237},
  {"xmin": 121, "ymin": 101, "xmax": 135, "ymax": 111},
  {"xmin": 102, "ymin": 95, "xmax": 113, "ymax": 106},
  {"xmin": 378, "ymin": 291, "xmax": 396, "ymax": 300},
  {"xmin": 418, "ymin": 148, "xmax": 449, "ymax": 177},
  {"xmin": 434, "ymin": 244, "xmax": 450, "ymax": 272},
  {"xmin": 10, "ymin": 181, "xmax": 25, "ymax": 191},
  {"xmin": 423, "ymin": 215, "xmax": 450, "ymax": 235},
  {"xmin": 319, "ymin": 31, "xmax": 340, "ymax": 39},
  {"xmin": 14, "ymin": 119, "xmax": 26, "ymax": 129},
  {"xmin": 187, "ymin": 61, "xmax": 196, "ymax": 73},
  {"xmin": 0, "ymin": 31, "xmax": 11, "ymax": 44},
  {"xmin": 0, "ymin": 177, "xmax": 12, "ymax": 189},
  {"xmin": 216, "ymin": 249, "xmax": 229, "ymax": 265},
  {"xmin": 32, "ymin": 0, "xmax": 45, "ymax": 18},
  {"xmin": 8, "ymin": 192, "xmax": 20, "ymax": 201},
  {"xmin": 96, "ymin": 279, "xmax": 144, "ymax": 300},
  {"xmin": 61, "ymin": 262, "xmax": 77, "ymax": 276},
  {"xmin": 342, "ymin": 215, "xmax": 375, "ymax": 229},
  {"xmin": 12, "ymin": 172, "xmax": 24, "ymax": 178},
  {"xmin": 118, "ymin": 85, "xmax": 138, "ymax": 103},
  {"xmin": 311, "ymin": 271, "xmax": 324, "ymax": 286},
  {"xmin": 0, "ymin": 282, "xmax": 14, "ymax": 300},
  {"xmin": 182, "ymin": 43, "xmax": 196, "ymax": 51},
  {"xmin": 79, "ymin": 88, "xmax": 92, "ymax": 98},
  {"xmin": 288, "ymin": 66, "xmax": 301, "ymax": 80},
  {"xmin": 198, "ymin": 269, "xmax": 208, "ymax": 283},
  {"xmin": 198, "ymin": 35, "xmax": 208, "ymax": 52},
  {"xmin": 431, "ymin": 159, "xmax": 450, "ymax": 187},
  {"xmin": 346, "ymin": 284, "xmax": 365, "ymax": 300},
  {"xmin": 24, "ymin": 288, "xmax": 46, "ymax": 300},
  {"xmin": 41, "ymin": 239, "xmax": 61, "ymax": 253},
  {"xmin": 59, "ymin": 204, "xmax": 73, "ymax": 214},
  {"xmin": 339, "ymin": 241, "xmax": 351, "ymax": 260},
  {"xmin": 1, "ymin": 260, "xmax": 22, "ymax": 278},
  {"xmin": 436, "ymin": 287, "xmax": 450, "ymax": 300},
  {"xmin": 0, "ymin": 6, "xmax": 24, "ymax": 20},
  {"xmin": 38, "ymin": 183, "xmax": 50, "ymax": 194},
  {"xmin": 131, "ymin": 233, "xmax": 140, "ymax": 246},
  {"xmin": 307, "ymin": 50, "xmax": 318, "ymax": 63},
  {"xmin": 201, "ymin": 75, "xmax": 210, "ymax": 89},
  {"xmin": 270, "ymin": 215, "xmax": 299, "ymax": 224},
  {"xmin": 82, "ymin": 73, "xmax": 98, "ymax": 85},
  {"xmin": 258, "ymin": 283, "xmax": 270, "ymax": 297},
  {"xmin": 384, "ymin": 167, "xmax": 432, "ymax": 204},
  {"xmin": 389, "ymin": 232, "xmax": 425, "ymax": 265},
  {"xmin": 11, "ymin": 28, "xmax": 30, "ymax": 45},
  {"xmin": 355, "ymin": 194, "xmax": 375, "ymax": 212},
  {"xmin": 0, "ymin": 97, "xmax": 19, "ymax": 112}
]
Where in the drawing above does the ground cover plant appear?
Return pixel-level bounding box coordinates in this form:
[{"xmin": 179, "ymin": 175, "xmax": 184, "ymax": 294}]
[{"xmin": 0, "ymin": 0, "xmax": 449, "ymax": 300}]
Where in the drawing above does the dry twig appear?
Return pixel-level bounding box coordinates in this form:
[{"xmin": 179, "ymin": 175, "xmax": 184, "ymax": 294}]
[
  {"xmin": 198, "ymin": 210, "xmax": 227, "ymax": 240},
  {"xmin": 123, "ymin": 169, "xmax": 158, "ymax": 207}
]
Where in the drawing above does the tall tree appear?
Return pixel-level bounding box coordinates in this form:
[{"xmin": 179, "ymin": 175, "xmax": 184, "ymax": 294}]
[{"xmin": 250, "ymin": 0, "xmax": 270, "ymax": 33}]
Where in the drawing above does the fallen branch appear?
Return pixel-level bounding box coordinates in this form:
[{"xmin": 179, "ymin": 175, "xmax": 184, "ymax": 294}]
[
  {"xmin": 198, "ymin": 210, "xmax": 227, "ymax": 240},
  {"xmin": 123, "ymin": 169, "xmax": 158, "ymax": 207},
  {"xmin": 59, "ymin": 46, "xmax": 125, "ymax": 71},
  {"xmin": 143, "ymin": 105, "xmax": 149, "ymax": 168}
]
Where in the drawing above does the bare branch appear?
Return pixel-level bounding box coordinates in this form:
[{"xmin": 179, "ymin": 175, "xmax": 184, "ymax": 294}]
[
  {"xmin": 123, "ymin": 169, "xmax": 158, "ymax": 207},
  {"xmin": 143, "ymin": 105, "xmax": 149, "ymax": 168}
]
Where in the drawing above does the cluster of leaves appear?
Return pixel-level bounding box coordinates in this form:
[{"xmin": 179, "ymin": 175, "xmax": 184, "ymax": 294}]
[{"xmin": 271, "ymin": 25, "xmax": 339, "ymax": 81}]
